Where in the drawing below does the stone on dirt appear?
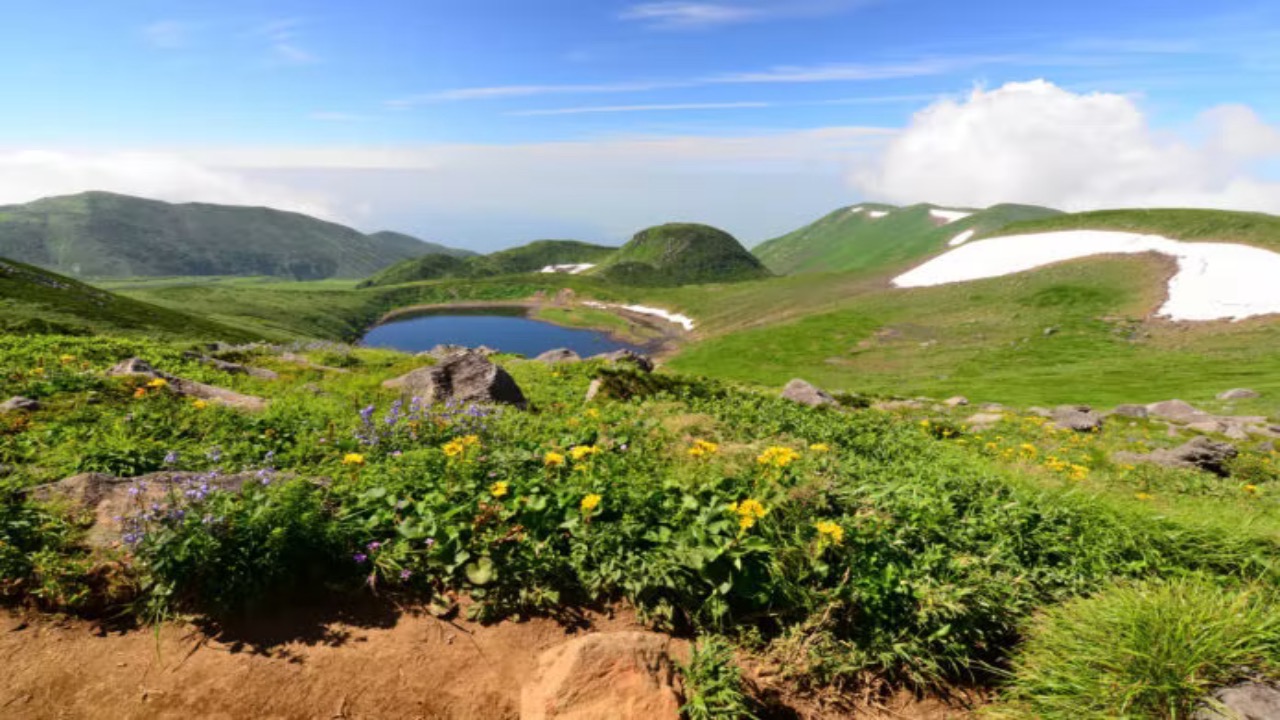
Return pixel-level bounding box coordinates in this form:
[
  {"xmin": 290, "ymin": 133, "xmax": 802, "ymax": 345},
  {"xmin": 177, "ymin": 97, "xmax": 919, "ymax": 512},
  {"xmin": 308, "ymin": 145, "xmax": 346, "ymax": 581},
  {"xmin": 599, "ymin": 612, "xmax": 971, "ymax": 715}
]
[
  {"xmin": 780, "ymin": 379, "xmax": 836, "ymax": 408},
  {"xmin": 943, "ymin": 396, "xmax": 969, "ymax": 407},
  {"xmin": 108, "ymin": 358, "xmax": 269, "ymax": 411},
  {"xmin": 1217, "ymin": 388, "xmax": 1261, "ymax": 400},
  {"xmin": 589, "ymin": 349, "xmax": 655, "ymax": 373},
  {"xmin": 536, "ymin": 348, "xmax": 581, "ymax": 364},
  {"xmin": 1194, "ymin": 682, "xmax": 1280, "ymax": 720},
  {"xmin": 1115, "ymin": 436, "xmax": 1238, "ymax": 477},
  {"xmin": 1111, "ymin": 404, "xmax": 1149, "ymax": 419},
  {"xmin": 1052, "ymin": 405, "xmax": 1105, "ymax": 432},
  {"xmin": 1, "ymin": 396, "xmax": 40, "ymax": 413},
  {"xmin": 520, "ymin": 632, "xmax": 684, "ymax": 720},
  {"xmin": 383, "ymin": 352, "xmax": 527, "ymax": 409}
]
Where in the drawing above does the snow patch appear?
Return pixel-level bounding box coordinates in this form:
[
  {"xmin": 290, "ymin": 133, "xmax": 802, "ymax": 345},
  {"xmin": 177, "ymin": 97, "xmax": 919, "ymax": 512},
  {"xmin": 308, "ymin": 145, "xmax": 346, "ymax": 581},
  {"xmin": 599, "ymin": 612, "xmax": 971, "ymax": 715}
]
[
  {"xmin": 930, "ymin": 209, "xmax": 972, "ymax": 224},
  {"xmin": 948, "ymin": 229, "xmax": 976, "ymax": 247},
  {"xmin": 867, "ymin": 210, "xmax": 889, "ymax": 219},
  {"xmin": 538, "ymin": 263, "xmax": 595, "ymax": 275},
  {"xmin": 847, "ymin": 206, "xmax": 865, "ymax": 215},
  {"xmin": 892, "ymin": 230, "xmax": 1280, "ymax": 321},
  {"xmin": 583, "ymin": 301, "xmax": 696, "ymax": 331}
]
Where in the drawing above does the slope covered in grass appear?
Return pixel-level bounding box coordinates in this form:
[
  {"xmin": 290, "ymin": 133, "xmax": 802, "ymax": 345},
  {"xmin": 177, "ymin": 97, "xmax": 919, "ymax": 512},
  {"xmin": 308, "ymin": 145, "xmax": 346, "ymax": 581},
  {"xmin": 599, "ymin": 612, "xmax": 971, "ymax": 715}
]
[
  {"xmin": 0, "ymin": 192, "xmax": 459, "ymax": 280},
  {"xmin": 591, "ymin": 223, "xmax": 770, "ymax": 286},
  {"xmin": 752, "ymin": 203, "xmax": 1060, "ymax": 276},
  {"xmin": 360, "ymin": 239, "xmax": 616, "ymax": 287},
  {"xmin": 991, "ymin": 207, "xmax": 1280, "ymax": 249}
]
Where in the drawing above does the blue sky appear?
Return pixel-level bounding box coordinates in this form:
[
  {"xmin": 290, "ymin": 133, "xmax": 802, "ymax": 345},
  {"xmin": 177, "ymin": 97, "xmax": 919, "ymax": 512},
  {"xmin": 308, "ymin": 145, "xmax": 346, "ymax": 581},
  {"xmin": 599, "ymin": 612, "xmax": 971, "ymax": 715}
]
[{"xmin": 1, "ymin": 1, "xmax": 1279, "ymax": 249}]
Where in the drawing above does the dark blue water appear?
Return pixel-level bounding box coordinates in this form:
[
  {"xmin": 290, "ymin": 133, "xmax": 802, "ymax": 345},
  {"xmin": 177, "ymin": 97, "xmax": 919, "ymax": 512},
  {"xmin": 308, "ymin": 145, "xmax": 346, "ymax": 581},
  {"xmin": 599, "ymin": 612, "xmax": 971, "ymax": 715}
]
[{"xmin": 361, "ymin": 309, "xmax": 646, "ymax": 357}]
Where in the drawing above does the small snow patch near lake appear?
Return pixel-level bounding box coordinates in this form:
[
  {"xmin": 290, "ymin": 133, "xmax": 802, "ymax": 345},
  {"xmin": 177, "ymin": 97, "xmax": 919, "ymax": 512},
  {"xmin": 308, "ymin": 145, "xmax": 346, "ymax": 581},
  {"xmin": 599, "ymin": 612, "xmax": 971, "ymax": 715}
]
[
  {"xmin": 930, "ymin": 209, "xmax": 971, "ymax": 225},
  {"xmin": 867, "ymin": 210, "xmax": 889, "ymax": 219},
  {"xmin": 584, "ymin": 301, "xmax": 695, "ymax": 331},
  {"xmin": 893, "ymin": 230, "xmax": 1280, "ymax": 321},
  {"xmin": 948, "ymin": 229, "xmax": 977, "ymax": 247},
  {"xmin": 539, "ymin": 263, "xmax": 595, "ymax": 275}
]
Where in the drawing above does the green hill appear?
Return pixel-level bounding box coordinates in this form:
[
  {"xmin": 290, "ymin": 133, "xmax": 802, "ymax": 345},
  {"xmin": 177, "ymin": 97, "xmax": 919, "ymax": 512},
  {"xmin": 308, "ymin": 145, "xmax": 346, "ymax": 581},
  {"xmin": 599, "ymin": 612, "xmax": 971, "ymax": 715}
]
[
  {"xmin": 367, "ymin": 231, "xmax": 476, "ymax": 259},
  {"xmin": 753, "ymin": 202, "xmax": 1060, "ymax": 276},
  {"xmin": 0, "ymin": 192, "xmax": 464, "ymax": 280},
  {"xmin": 361, "ymin": 239, "xmax": 615, "ymax": 287},
  {"xmin": 990, "ymin": 207, "xmax": 1280, "ymax": 249},
  {"xmin": 0, "ymin": 256, "xmax": 258, "ymax": 340},
  {"xmin": 591, "ymin": 223, "xmax": 770, "ymax": 286}
]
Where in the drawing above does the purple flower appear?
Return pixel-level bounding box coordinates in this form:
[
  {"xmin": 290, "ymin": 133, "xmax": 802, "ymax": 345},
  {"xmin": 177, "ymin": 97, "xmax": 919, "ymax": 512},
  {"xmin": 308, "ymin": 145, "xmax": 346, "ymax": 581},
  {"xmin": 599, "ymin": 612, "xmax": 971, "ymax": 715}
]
[
  {"xmin": 353, "ymin": 552, "xmax": 368, "ymax": 563},
  {"xmin": 400, "ymin": 569, "xmax": 412, "ymax": 581},
  {"xmin": 425, "ymin": 538, "xmax": 436, "ymax": 548},
  {"xmin": 206, "ymin": 447, "xmax": 222, "ymax": 463},
  {"xmin": 359, "ymin": 404, "xmax": 376, "ymax": 423},
  {"xmin": 163, "ymin": 451, "xmax": 179, "ymax": 466},
  {"xmin": 367, "ymin": 541, "xmax": 382, "ymax": 551}
]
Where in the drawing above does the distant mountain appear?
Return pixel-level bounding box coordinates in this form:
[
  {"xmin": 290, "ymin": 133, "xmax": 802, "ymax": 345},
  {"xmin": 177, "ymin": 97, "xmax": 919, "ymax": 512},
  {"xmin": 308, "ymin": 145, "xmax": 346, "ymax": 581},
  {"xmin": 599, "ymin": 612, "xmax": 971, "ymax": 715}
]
[
  {"xmin": 0, "ymin": 192, "xmax": 468, "ymax": 280},
  {"xmin": 753, "ymin": 203, "xmax": 1061, "ymax": 276},
  {"xmin": 367, "ymin": 231, "xmax": 477, "ymax": 259},
  {"xmin": 361, "ymin": 239, "xmax": 616, "ymax": 288},
  {"xmin": 0, "ymin": 256, "xmax": 257, "ymax": 340},
  {"xmin": 591, "ymin": 223, "xmax": 770, "ymax": 286}
]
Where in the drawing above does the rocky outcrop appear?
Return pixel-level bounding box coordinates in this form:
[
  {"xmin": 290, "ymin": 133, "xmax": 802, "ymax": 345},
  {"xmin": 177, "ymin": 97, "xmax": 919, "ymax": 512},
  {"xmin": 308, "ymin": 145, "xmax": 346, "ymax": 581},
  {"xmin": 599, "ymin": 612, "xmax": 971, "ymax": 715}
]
[
  {"xmin": 943, "ymin": 396, "xmax": 969, "ymax": 408},
  {"xmin": 1052, "ymin": 405, "xmax": 1105, "ymax": 432},
  {"xmin": 590, "ymin": 350, "xmax": 655, "ymax": 373},
  {"xmin": 965, "ymin": 412, "xmax": 1005, "ymax": 429},
  {"xmin": 536, "ymin": 348, "xmax": 581, "ymax": 364},
  {"xmin": 520, "ymin": 632, "xmax": 683, "ymax": 720},
  {"xmin": 1217, "ymin": 388, "xmax": 1261, "ymax": 400},
  {"xmin": 1111, "ymin": 404, "xmax": 1149, "ymax": 419},
  {"xmin": 780, "ymin": 379, "xmax": 836, "ymax": 408},
  {"xmin": 1114, "ymin": 436, "xmax": 1238, "ymax": 477},
  {"xmin": 108, "ymin": 358, "xmax": 268, "ymax": 411},
  {"xmin": 383, "ymin": 352, "xmax": 527, "ymax": 409},
  {"xmin": 1194, "ymin": 682, "xmax": 1280, "ymax": 720},
  {"xmin": 1144, "ymin": 399, "xmax": 1277, "ymax": 439},
  {"xmin": 1146, "ymin": 399, "xmax": 1212, "ymax": 424},
  {"xmin": 873, "ymin": 399, "xmax": 926, "ymax": 412},
  {"xmin": 0, "ymin": 396, "xmax": 40, "ymax": 413},
  {"xmin": 196, "ymin": 356, "xmax": 279, "ymax": 380}
]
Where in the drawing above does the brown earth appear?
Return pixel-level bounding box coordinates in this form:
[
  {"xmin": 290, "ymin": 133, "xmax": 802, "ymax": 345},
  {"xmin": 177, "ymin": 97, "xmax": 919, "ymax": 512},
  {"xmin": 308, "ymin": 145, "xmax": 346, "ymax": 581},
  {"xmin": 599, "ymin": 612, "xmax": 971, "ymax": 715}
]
[{"xmin": 0, "ymin": 602, "xmax": 977, "ymax": 720}]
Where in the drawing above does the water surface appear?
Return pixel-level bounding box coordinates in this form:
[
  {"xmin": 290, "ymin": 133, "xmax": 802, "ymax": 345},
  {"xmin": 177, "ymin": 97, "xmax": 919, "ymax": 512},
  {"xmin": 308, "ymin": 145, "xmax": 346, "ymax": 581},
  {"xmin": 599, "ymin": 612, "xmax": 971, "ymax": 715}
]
[{"xmin": 361, "ymin": 308, "xmax": 646, "ymax": 357}]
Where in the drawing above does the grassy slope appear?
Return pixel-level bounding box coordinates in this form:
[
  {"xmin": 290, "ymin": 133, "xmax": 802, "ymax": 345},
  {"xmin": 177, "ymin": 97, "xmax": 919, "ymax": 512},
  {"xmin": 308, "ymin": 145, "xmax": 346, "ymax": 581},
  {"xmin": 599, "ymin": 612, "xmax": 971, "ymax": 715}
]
[
  {"xmin": 0, "ymin": 192, "xmax": 454, "ymax": 280},
  {"xmin": 361, "ymin": 240, "xmax": 617, "ymax": 288},
  {"xmin": 591, "ymin": 223, "xmax": 770, "ymax": 286},
  {"xmin": 992, "ymin": 207, "xmax": 1280, "ymax": 249},
  {"xmin": 752, "ymin": 203, "xmax": 1060, "ymax": 276},
  {"xmin": 0, "ymin": 257, "xmax": 259, "ymax": 342}
]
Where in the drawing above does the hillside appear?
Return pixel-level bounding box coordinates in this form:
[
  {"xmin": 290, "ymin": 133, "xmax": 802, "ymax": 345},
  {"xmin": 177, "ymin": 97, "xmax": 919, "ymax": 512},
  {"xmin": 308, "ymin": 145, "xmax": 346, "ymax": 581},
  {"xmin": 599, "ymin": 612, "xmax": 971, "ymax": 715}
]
[
  {"xmin": 360, "ymin": 239, "xmax": 616, "ymax": 287},
  {"xmin": 0, "ymin": 192, "xmax": 461, "ymax": 280},
  {"xmin": 990, "ymin": 207, "xmax": 1280, "ymax": 249},
  {"xmin": 0, "ymin": 256, "xmax": 258, "ymax": 341},
  {"xmin": 591, "ymin": 223, "xmax": 771, "ymax": 286},
  {"xmin": 752, "ymin": 202, "xmax": 1060, "ymax": 276},
  {"xmin": 367, "ymin": 231, "xmax": 477, "ymax": 259}
]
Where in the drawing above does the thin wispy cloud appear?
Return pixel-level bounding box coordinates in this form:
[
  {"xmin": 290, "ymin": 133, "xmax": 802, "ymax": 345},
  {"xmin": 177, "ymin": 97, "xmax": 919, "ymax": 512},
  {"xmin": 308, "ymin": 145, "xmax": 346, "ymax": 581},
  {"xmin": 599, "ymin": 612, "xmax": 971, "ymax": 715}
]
[
  {"xmin": 620, "ymin": 0, "xmax": 868, "ymax": 29},
  {"xmin": 508, "ymin": 101, "xmax": 773, "ymax": 116},
  {"xmin": 141, "ymin": 20, "xmax": 192, "ymax": 50},
  {"xmin": 251, "ymin": 18, "xmax": 320, "ymax": 66}
]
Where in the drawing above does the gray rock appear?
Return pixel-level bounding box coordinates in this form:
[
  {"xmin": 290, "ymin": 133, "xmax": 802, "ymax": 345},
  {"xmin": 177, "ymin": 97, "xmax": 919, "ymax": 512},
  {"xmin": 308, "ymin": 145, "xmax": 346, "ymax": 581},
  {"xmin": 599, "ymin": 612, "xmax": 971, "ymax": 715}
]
[
  {"xmin": 943, "ymin": 396, "xmax": 970, "ymax": 408},
  {"xmin": 1027, "ymin": 406, "xmax": 1053, "ymax": 418},
  {"xmin": 780, "ymin": 379, "xmax": 836, "ymax": 408},
  {"xmin": 589, "ymin": 349, "xmax": 655, "ymax": 373},
  {"xmin": 383, "ymin": 352, "xmax": 527, "ymax": 409},
  {"xmin": 1116, "ymin": 436, "xmax": 1239, "ymax": 477},
  {"xmin": 1147, "ymin": 399, "xmax": 1212, "ymax": 424},
  {"xmin": 0, "ymin": 396, "xmax": 40, "ymax": 413},
  {"xmin": 1053, "ymin": 405, "xmax": 1105, "ymax": 432},
  {"xmin": 980, "ymin": 403, "xmax": 1006, "ymax": 412},
  {"xmin": 1194, "ymin": 682, "xmax": 1280, "ymax": 720},
  {"xmin": 585, "ymin": 378, "xmax": 603, "ymax": 402},
  {"xmin": 966, "ymin": 412, "xmax": 1005, "ymax": 429},
  {"xmin": 536, "ymin": 348, "xmax": 581, "ymax": 364},
  {"xmin": 1217, "ymin": 388, "xmax": 1261, "ymax": 401},
  {"xmin": 1111, "ymin": 404, "xmax": 1149, "ymax": 419},
  {"xmin": 1043, "ymin": 326, "xmax": 1059, "ymax": 336},
  {"xmin": 108, "ymin": 357, "xmax": 161, "ymax": 378},
  {"xmin": 418, "ymin": 344, "xmax": 468, "ymax": 360},
  {"xmin": 107, "ymin": 357, "xmax": 269, "ymax": 411},
  {"xmin": 872, "ymin": 399, "xmax": 925, "ymax": 412}
]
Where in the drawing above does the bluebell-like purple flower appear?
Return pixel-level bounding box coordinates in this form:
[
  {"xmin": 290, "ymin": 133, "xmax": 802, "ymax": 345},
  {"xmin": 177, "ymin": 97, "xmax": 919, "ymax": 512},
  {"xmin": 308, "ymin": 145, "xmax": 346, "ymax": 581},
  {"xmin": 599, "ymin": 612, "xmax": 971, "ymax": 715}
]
[
  {"xmin": 163, "ymin": 451, "xmax": 179, "ymax": 466},
  {"xmin": 367, "ymin": 541, "xmax": 382, "ymax": 551},
  {"xmin": 206, "ymin": 447, "xmax": 222, "ymax": 463},
  {"xmin": 400, "ymin": 569, "xmax": 412, "ymax": 581},
  {"xmin": 353, "ymin": 552, "xmax": 368, "ymax": 563}
]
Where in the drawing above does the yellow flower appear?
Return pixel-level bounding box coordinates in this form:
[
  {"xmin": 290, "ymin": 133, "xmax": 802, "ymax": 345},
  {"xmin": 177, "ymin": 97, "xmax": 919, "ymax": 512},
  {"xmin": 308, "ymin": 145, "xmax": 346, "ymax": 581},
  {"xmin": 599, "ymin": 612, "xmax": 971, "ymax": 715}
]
[
  {"xmin": 1019, "ymin": 443, "xmax": 1038, "ymax": 457},
  {"xmin": 919, "ymin": 419, "xmax": 931, "ymax": 428},
  {"xmin": 147, "ymin": 378, "xmax": 169, "ymax": 389},
  {"xmin": 1135, "ymin": 492, "xmax": 1154, "ymax": 501},
  {"xmin": 756, "ymin": 446, "xmax": 800, "ymax": 468},
  {"xmin": 490, "ymin": 481, "xmax": 509, "ymax": 498},
  {"xmin": 342, "ymin": 453, "xmax": 366, "ymax": 466},
  {"xmin": 442, "ymin": 439, "xmax": 466, "ymax": 458},
  {"xmin": 581, "ymin": 493, "xmax": 602, "ymax": 512},
  {"xmin": 31, "ymin": 367, "xmax": 45, "ymax": 376},
  {"xmin": 585, "ymin": 408, "xmax": 600, "ymax": 419},
  {"xmin": 59, "ymin": 355, "xmax": 76, "ymax": 364},
  {"xmin": 814, "ymin": 520, "xmax": 844, "ymax": 544},
  {"xmin": 460, "ymin": 434, "xmax": 481, "ymax": 447},
  {"xmin": 809, "ymin": 443, "xmax": 831, "ymax": 453},
  {"xmin": 688, "ymin": 440, "xmax": 719, "ymax": 458},
  {"xmin": 132, "ymin": 387, "xmax": 148, "ymax": 399},
  {"xmin": 1243, "ymin": 484, "xmax": 1260, "ymax": 495},
  {"xmin": 1068, "ymin": 464, "xmax": 1089, "ymax": 481},
  {"xmin": 544, "ymin": 451, "xmax": 566, "ymax": 468},
  {"xmin": 570, "ymin": 445, "xmax": 601, "ymax": 461},
  {"xmin": 730, "ymin": 498, "xmax": 768, "ymax": 531},
  {"xmin": 192, "ymin": 399, "xmax": 208, "ymax": 410}
]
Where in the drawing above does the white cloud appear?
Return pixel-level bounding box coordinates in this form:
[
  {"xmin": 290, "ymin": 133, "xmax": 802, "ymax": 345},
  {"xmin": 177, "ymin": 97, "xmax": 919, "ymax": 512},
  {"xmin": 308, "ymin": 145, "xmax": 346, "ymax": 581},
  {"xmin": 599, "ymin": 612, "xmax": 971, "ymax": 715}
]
[
  {"xmin": 0, "ymin": 150, "xmax": 336, "ymax": 220},
  {"xmin": 854, "ymin": 80, "xmax": 1280, "ymax": 213},
  {"xmin": 251, "ymin": 18, "xmax": 319, "ymax": 65},
  {"xmin": 620, "ymin": 0, "xmax": 867, "ymax": 28}
]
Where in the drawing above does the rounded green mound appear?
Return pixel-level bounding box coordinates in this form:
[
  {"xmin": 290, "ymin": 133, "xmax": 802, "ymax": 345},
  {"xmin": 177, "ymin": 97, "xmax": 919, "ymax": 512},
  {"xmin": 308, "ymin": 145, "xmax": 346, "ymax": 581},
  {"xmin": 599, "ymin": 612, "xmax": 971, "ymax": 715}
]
[{"xmin": 593, "ymin": 223, "xmax": 771, "ymax": 286}]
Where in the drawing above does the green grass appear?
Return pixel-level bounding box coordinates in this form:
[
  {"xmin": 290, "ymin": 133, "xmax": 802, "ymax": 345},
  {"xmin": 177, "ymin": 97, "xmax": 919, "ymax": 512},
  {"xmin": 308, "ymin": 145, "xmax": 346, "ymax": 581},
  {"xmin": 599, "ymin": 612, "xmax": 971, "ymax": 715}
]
[
  {"xmin": 591, "ymin": 223, "xmax": 771, "ymax": 286},
  {"xmin": 993, "ymin": 208, "xmax": 1280, "ymax": 249},
  {"xmin": 361, "ymin": 239, "xmax": 616, "ymax": 288}
]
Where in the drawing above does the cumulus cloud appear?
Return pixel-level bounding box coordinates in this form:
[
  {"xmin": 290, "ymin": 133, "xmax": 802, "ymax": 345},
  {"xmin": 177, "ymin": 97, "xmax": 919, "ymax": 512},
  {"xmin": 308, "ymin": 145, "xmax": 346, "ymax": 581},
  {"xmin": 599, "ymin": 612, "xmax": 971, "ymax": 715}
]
[
  {"xmin": 0, "ymin": 151, "xmax": 336, "ymax": 219},
  {"xmin": 854, "ymin": 80, "xmax": 1280, "ymax": 213}
]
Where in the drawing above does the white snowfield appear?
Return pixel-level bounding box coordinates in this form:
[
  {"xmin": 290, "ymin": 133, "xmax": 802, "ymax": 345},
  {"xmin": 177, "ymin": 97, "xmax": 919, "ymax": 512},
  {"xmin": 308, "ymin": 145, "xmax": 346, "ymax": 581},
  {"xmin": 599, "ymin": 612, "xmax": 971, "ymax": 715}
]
[
  {"xmin": 538, "ymin": 263, "xmax": 595, "ymax": 275},
  {"xmin": 847, "ymin": 206, "xmax": 865, "ymax": 215},
  {"xmin": 929, "ymin": 209, "xmax": 972, "ymax": 225},
  {"xmin": 867, "ymin": 210, "xmax": 889, "ymax": 219},
  {"xmin": 948, "ymin": 229, "xmax": 977, "ymax": 247},
  {"xmin": 583, "ymin": 301, "xmax": 696, "ymax": 331},
  {"xmin": 893, "ymin": 230, "xmax": 1280, "ymax": 321}
]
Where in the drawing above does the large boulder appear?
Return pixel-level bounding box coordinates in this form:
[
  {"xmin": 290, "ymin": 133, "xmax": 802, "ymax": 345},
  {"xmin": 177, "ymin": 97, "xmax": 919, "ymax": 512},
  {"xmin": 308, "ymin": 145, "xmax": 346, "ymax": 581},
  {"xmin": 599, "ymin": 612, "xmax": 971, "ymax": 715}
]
[
  {"xmin": 1111, "ymin": 404, "xmax": 1149, "ymax": 419},
  {"xmin": 590, "ymin": 349, "xmax": 655, "ymax": 373},
  {"xmin": 1146, "ymin": 399, "xmax": 1212, "ymax": 424},
  {"xmin": 1052, "ymin": 405, "xmax": 1105, "ymax": 432},
  {"xmin": 520, "ymin": 632, "xmax": 683, "ymax": 720},
  {"xmin": 780, "ymin": 379, "xmax": 836, "ymax": 408},
  {"xmin": 108, "ymin": 358, "xmax": 268, "ymax": 411},
  {"xmin": 1217, "ymin": 388, "xmax": 1261, "ymax": 401},
  {"xmin": 383, "ymin": 352, "xmax": 527, "ymax": 409},
  {"xmin": 536, "ymin": 348, "xmax": 581, "ymax": 364},
  {"xmin": 1194, "ymin": 682, "xmax": 1280, "ymax": 720},
  {"xmin": 1115, "ymin": 436, "xmax": 1239, "ymax": 477},
  {"xmin": 1, "ymin": 396, "xmax": 40, "ymax": 413}
]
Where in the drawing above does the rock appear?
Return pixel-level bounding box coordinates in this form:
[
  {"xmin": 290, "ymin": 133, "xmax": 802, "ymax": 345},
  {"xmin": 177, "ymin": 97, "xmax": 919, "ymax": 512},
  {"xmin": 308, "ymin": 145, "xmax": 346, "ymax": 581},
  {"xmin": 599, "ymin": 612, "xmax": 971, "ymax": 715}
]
[
  {"xmin": 474, "ymin": 345, "xmax": 498, "ymax": 357},
  {"xmin": 383, "ymin": 352, "xmax": 527, "ymax": 409},
  {"xmin": 520, "ymin": 632, "xmax": 683, "ymax": 720},
  {"xmin": 1027, "ymin": 407, "xmax": 1053, "ymax": 418},
  {"xmin": 1259, "ymin": 441, "xmax": 1276, "ymax": 453},
  {"xmin": 943, "ymin": 396, "xmax": 969, "ymax": 408},
  {"xmin": 780, "ymin": 379, "xmax": 836, "ymax": 408},
  {"xmin": 1194, "ymin": 682, "xmax": 1280, "ymax": 720},
  {"xmin": 1052, "ymin": 405, "xmax": 1105, "ymax": 432},
  {"xmin": 590, "ymin": 349, "xmax": 655, "ymax": 373},
  {"xmin": 202, "ymin": 357, "xmax": 279, "ymax": 380},
  {"xmin": 1116, "ymin": 436, "xmax": 1239, "ymax": 477},
  {"xmin": 1111, "ymin": 404, "xmax": 1149, "ymax": 419},
  {"xmin": 980, "ymin": 403, "xmax": 1006, "ymax": 412},
  {"xmin": 872, "ymin": 399, "xmax": 925, "ymax": 412},
  {"xmin": 1186, "ymin": 420, "xmax": 1228, "ymax": 435},
  {"xmin": 966, "ymin": 412, "xmax": 1005, "ymax": 429},
  {"xmin": 536, "ymin": 348, "xmax": 581, "ymax": 364},
  {"xmin": 585, "ymin": 379, "xmax": 603, "ymax": 402},
  {"xmin": 1, "ymin": 396, "xmax": 40, "ymax": 413},
  {"xmin": 1217, "ymin": 388, "xmax": 1261, "ymax": 401},
  {"xmin": 1146, "ymin": 399, "xmax": 1212, "ymax": 424},
  {"xmin": 1043, "ymin": 326, "xmax": 1059, "ymax": 336},
  {"xmin": 418, "ymin": 344, "xmax": 467, "ymax": 360},
  {"xmin": 25, "ymin": 471, "xmax": 254, "ymax": 549},
  {"xmin": 108, "ymin": 357, "xmax": 269, "ymax": 411}
]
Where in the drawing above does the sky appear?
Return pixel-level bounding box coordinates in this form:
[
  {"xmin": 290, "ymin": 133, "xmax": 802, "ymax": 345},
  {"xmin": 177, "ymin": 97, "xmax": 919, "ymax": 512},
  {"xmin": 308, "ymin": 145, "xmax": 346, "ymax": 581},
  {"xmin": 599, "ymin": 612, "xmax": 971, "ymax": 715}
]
[{"xmin": 1, "ymin": 0, "xmax": 1278, "ymax": 251}]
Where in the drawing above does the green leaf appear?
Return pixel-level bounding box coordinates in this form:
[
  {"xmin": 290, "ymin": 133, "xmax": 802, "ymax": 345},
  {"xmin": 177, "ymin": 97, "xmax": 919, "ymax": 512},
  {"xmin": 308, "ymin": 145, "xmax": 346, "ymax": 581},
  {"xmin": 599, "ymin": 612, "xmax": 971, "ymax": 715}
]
[{"xmin": 465, "ymin": 556, "xmax": 496, "ymax": 586}]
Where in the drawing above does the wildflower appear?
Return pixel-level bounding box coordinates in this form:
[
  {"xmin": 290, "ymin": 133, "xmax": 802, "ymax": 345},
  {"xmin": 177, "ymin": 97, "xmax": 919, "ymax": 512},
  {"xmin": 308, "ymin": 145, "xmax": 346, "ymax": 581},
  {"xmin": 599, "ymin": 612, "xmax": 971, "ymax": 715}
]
[
  {"xmin": 31, "ymin": 367, "xmax": 45, "ymax": 376},
  {"xmin": 1244, "ymin": 484, "xmax": 1260, "ymax": 495},
  {"xmin": 442, "ymin": 439, "xmax": 466, "ymax": 458},
  {"xmin": 1020, "ymin": 443, "xmax": 1038, "ymax": 457},
  {"xmin": 814, "ymin": 520, "xmax": 844, "ymax": 544},
  {"xmin": 585, "ymin": 408, "xmax": 600, "ymax": 419},
  {"xmin": 570, "ymin": 445, "xmax": 601, "ymax": 461},
  {"xmin": 490, "ymin": 481, "xmax": 509, "ymax": 498},
  {"xmin": 756, "ymin": 446, "xmax": 800, "ymax": 468},
  {"xmin": 59, "ymin": 355, "xmax": 75, "ymax": 364},
  {"xmin": 544, "ymin": 451, "xmax": 566, "ymax": 468},
  {"xmin": 688, "ymin": 440, "xmax": 719, "ymax": 458},
  {"xmin": 353, "ymin": 553, "xmax": 368, "ymax": 563},
  {"xmin": 400, "ymin": 569, "xmax": 413, "ymax": 581},
  {"xmin": 207, "ymin": 447, "xmax": 222, "ymax": 463},
  {"xmin": 1135, "ymin": 492, "xmax": 1154, "ymax": 501},
  {"xmin": 728, "ymin": 498, "xmax": 768, "ymax": 531},
  {"xmin": 343, "ymin": 453, "xmax": 366, "ymax": 466},
  {"xmin": 146, "ymin": 378, "xmax": 168, "ymax": 389},
  {"xmin": 132, "ymin": 387, "xmax": 148, "ymax": 399},
  {"xmin": 1069, "ymin": 464, "xmax": 1089, "ymax": 481},
  {"xmin": 163, "ymin": 451, "xmax": 180, "ymax": 467},
  {"xmin": 809, "ymin": 443, "xmax": 831, "ymax": 453},
  {"xmin": 581, "ymin": 493, "xmax": 602, "ymax": 512},
  {"xmin": 367, "ymin": 541, "xmax": 382, "ymax": 551},
  {"xmin": 192, "ymin": 399, "xmax": 208, "ymax": 410},
  {"xmin": 919, "ymin": 419, "xmax": 930, "ymax": 428}
]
